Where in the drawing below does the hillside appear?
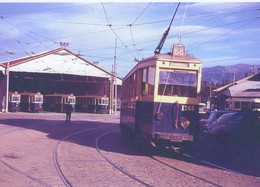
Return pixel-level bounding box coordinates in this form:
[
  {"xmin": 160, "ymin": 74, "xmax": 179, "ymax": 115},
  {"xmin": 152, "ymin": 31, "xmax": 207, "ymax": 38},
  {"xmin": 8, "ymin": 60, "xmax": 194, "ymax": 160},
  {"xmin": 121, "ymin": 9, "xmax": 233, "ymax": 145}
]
[{"xmin": 202, "ymin": 64, "xmax": 260, "ymax": 83}]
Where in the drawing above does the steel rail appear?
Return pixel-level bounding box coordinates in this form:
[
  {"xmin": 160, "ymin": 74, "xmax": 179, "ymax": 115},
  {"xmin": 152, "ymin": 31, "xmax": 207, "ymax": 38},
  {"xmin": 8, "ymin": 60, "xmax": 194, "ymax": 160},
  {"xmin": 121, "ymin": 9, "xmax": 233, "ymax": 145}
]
[
  {"xmin": 53, "ymin": 124, "xmax": 116, "ymax": 187},
  {"xmin": 95, "ymin": 130, "xmax": 151, "ymax": 187},
  {"xmin": 150, "ymin": 155, "xmax": 221, "ymax": 187}
]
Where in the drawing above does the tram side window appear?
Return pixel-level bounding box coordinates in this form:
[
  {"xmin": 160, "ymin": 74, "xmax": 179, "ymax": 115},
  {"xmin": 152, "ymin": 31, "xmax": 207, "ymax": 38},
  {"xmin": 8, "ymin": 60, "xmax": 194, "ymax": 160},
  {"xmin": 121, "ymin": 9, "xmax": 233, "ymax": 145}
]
[
  {"xmin": 127, "ymin": 78, "xmax": 131, "ymax": 98},
  {"xmin": 130, "ymin": 74, "xmax": 136, "ymax": 97},
  {"xmin": 141, "ymin": 68, "xmax": 147, "ymax": 95},
  {"xmin": 133, "ymin": 73, "xmax": 136, "ymax": 97},
  {"xmin": 148, "ymin": 67, "xmax": 155, "ymax": 96}
]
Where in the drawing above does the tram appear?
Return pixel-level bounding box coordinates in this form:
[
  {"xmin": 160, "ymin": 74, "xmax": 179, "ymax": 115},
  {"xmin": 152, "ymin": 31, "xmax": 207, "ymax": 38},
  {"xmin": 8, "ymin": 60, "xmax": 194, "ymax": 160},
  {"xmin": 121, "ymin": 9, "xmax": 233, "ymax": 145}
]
[
  {"xmin": 20, "ymin": 92, "xmax": 43, "ymax": 112},
  {"xmin": 120, "ymin": 43, "xmax": 202, "ymax": 151},
  {"xmin": 75, "ymin": 95, "xmax": 109, "ymax": 114},
  {"xmin": 43, "ymin": 94, "xmax": 75, "ymax": 112},
  {"xmin": 8, "ymin": 92, "xmax": 21, "ymax": 112},
  {"xmin": 225, "ymin": 97, "xmax": 260, "ymax": 112}
]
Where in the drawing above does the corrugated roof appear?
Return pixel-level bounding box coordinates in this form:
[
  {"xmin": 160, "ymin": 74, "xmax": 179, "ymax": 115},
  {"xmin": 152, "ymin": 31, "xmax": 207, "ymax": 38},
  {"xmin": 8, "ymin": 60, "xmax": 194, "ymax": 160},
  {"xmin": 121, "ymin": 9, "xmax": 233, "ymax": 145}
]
[
  {"xmin": 1, "ymin": 48, "xmax": 64, "ymax": 67},
  {"xmin": 213, "ymin": 72, "xmax": 260, "ymax": 98},
  {"xmin": 1, "ymin": 48, "xmax": 122, "ymax": 84},
  {"xmin": 229, "ymin": 79, "xmax": 260, "ymax": 98}
]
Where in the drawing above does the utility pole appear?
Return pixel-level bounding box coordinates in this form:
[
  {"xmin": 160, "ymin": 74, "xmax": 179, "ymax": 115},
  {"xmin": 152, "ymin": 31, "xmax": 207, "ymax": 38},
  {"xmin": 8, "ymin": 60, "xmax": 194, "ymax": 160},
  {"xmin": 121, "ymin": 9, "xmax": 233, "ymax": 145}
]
[
  {"xmin": 114, "ymin": 38, "xmax": 117, "ymax": 115},
  {"xmin": 109, "ymin": 66, "xmax": 114, "ymax": 115},
  {"xmin": 4, "ymin": 51, "xmax": 14, "ymax": 113}
]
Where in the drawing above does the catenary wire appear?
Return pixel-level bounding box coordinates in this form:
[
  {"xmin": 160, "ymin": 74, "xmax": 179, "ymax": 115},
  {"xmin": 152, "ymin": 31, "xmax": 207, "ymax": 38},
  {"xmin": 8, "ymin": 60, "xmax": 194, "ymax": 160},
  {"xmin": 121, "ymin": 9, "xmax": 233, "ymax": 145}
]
[
  {"xmin": 101, "ymin": 3, "xmax": 136, "ymax": 60},
  {"xmin": 189, "ymin": 17, "xmax": 260, "ymax": 51},
  {"xmin": 128, "ymin": 3, "xmax": 151, "ymax": 59}
]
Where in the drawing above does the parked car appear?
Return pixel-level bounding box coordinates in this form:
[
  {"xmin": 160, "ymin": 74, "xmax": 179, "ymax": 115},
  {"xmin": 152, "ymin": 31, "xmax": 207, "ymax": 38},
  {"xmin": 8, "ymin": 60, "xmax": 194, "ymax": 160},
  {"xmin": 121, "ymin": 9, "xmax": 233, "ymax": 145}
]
[
  {"xmin": 206, "ymin": 112, "xmax": 237, "ymax": 137},
  {"xmin": 222, "ymin": 112, "xmax": 260, "ymax": 143},
  {"xmin": 204, "ymin": 110, "xmax": 234, "ymax": 132}
]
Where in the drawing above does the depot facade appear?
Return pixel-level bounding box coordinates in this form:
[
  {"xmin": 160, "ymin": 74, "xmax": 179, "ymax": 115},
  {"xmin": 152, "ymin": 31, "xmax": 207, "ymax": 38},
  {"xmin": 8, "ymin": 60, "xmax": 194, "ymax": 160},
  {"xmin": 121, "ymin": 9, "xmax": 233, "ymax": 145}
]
[{"xmin": 0, "ymin": 48, "xmax": 121, "ymax": 112}]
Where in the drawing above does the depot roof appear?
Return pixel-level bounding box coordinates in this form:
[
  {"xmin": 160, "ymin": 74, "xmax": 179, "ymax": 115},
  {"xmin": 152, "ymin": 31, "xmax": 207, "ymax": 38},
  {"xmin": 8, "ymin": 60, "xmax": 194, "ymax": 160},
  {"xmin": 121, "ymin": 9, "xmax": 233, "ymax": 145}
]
[{"xmin": 1, "ymin": 48, "xmax": 122, "ymax": 85}]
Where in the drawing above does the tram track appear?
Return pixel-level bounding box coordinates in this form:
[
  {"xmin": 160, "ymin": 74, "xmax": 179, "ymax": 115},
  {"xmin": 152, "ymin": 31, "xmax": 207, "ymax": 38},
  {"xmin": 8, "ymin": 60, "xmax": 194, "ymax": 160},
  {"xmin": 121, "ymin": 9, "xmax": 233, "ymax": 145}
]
[
  {"xmin": 96, "ymin": 130, "xmax": 151, "ymax": 187},
  {"xmin": 95, "ymin": 130, "xmax": 219, "ymax": 187},
  {"xmin": 53, "ymin": 124, "xmax": 117, "ymax": 187},
  {"xmin": 1, "ymin": 116, "xmax": 258, "ymax": 186},
  {"xmin": 150, "ymin": 155, "xmax": 222, "ymax": 187},
  {"xmin": 96, "ymin": 129, "xmax": 260, "ymax": 187}
]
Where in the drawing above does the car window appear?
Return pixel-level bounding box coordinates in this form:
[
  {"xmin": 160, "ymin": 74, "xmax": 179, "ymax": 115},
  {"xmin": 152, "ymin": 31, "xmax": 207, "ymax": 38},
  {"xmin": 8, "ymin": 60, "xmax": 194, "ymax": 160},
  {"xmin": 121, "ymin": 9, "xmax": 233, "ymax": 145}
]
[
  {"xmin": 229, "ymin": 113, "xmax": 244, "ymax": 121},
  {"xmin": 216, "ymin": 112, "xmax": 228, "ymax": 119},
  {"xmin": 216, "ymin": 113, "xmax": 235, "ymax": 124}
]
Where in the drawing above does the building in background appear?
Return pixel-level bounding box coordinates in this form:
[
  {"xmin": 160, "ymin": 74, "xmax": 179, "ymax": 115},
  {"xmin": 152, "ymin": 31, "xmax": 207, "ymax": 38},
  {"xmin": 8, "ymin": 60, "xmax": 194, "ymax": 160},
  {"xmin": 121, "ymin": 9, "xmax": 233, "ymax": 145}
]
[
  {"xmin": 0, "ymin": 48, "xmax": 121, "ymax": 113},
  {"xmin": 212, "ymin": 72, "xmax": 260, "ymax": 111}
]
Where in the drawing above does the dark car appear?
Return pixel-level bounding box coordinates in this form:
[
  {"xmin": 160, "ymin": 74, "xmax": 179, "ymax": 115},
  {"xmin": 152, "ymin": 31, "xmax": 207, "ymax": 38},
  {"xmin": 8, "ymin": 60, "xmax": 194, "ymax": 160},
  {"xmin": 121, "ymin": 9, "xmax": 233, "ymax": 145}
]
[
  {"xmin": 223, "ymin": 112, "xmax": 260, "ymax": 143},
  {"xmin": 204, "ymin": 110, "xmax": 234, "ymax": 132}
]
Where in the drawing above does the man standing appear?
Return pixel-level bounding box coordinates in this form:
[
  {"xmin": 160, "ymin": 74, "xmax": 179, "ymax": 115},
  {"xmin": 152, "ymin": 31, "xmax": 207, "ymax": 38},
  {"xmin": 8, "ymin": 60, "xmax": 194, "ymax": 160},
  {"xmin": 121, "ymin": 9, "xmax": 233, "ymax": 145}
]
[{"xmin": 65, "ymin": 101, "xmax": 72, "ymax": 122}]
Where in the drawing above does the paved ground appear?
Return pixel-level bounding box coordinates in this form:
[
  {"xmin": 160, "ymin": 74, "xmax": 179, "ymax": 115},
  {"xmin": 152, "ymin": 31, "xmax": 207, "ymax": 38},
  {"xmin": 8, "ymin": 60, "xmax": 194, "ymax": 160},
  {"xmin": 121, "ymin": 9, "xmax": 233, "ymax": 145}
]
[{"xmin": 0, "ymin": 112, "xmax": 259, "ymax": 187}]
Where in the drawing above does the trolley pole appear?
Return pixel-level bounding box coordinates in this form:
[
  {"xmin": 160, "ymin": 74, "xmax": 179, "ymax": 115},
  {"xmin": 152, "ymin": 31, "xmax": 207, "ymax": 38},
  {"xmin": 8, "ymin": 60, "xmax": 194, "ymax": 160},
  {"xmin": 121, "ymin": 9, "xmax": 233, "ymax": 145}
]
[{"xmin": 5, "ymin": 51, "xmax": 14, "ymax": 113}]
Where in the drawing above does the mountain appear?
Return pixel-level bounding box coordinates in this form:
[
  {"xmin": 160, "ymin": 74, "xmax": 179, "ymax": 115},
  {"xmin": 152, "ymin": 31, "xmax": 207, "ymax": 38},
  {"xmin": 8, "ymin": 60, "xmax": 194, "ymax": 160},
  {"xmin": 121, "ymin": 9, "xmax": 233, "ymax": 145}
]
[{"xmin": 202, "ymin": 64, "xmax": 260, "ymax": 83}]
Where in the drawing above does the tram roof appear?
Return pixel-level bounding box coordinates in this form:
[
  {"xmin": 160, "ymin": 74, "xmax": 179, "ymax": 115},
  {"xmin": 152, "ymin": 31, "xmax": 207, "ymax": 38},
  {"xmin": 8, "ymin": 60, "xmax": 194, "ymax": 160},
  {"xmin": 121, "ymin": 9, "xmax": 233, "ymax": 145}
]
[
  {"xmin": 44, "ymin": 93, "xmax": 75, "ymax": 97},
  {"xmin": 20, "ymin": 92, "xmax": 43, "ymax": 96},
  {"xmin": 139, "ymin": 53, "xmax": 202, "ymax": 64},
  {"xmin": 124, "ymin": 52, "xmax": 202, "ymax": 80},
  {"xmin": 0, "ymin": 48, "xmax": 122, "ymax": 85}
]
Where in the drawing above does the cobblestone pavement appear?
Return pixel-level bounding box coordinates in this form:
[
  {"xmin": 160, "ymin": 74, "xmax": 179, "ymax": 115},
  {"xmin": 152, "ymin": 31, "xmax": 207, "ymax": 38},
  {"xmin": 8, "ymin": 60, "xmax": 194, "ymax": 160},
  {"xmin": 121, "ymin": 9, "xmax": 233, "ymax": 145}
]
[{"xmin": 0, "ymin": 112, "xmax": 259, "ymax": 187}]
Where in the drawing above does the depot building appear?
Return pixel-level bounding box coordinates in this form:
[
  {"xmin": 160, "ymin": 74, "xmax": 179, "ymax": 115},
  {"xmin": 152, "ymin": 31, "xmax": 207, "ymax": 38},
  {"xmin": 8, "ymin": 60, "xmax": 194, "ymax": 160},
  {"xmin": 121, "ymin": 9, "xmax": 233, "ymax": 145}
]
[{"xmin": 0, "ymin": 48, "xmax": 122, "ymax": 112}]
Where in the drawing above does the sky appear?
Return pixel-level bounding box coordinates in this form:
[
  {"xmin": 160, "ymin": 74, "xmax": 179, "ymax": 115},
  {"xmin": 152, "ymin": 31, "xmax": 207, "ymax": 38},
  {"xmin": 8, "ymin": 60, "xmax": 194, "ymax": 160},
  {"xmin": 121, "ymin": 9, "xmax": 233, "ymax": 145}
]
[{"xmin": 0, "ymin": 1, "xmax": 259, "ymax": 78}]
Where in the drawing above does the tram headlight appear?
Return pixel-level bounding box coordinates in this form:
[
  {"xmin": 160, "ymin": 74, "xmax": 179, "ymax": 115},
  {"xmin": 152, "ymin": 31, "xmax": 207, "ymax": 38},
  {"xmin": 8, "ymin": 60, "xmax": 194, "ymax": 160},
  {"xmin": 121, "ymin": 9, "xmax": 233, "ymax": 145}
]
[
  {"xmin": 154, "ymin": 112, "xmax": 164, "ymax": 121},
  {"xmin": 180, "ymin": 117, "xmax": 190, "ymax": 129}
]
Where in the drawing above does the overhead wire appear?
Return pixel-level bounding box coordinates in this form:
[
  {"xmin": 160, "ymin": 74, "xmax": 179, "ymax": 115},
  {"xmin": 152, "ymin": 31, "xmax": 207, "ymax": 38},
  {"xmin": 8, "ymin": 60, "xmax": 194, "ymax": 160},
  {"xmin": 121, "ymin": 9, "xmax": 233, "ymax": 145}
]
[
  {"xmin": 0, "ymin": 30, "xmax": 32, "ymax": 55},
  {"xmin": 129, "ymin": 2, "xmax": 151, "ymax": 59},
  {"xmin": 0, "ymin": 3, "xmax": 259, "ymax": 67},
  {"xmin": 133, "ymin": 14, "xmax": 260, "ymax": 53},
  {"xmin": 189, "ymin": 16, "xmax": 260, "ymax": 51},
  {"xmin": 3, "ymin": 4, "xmax": 256, "ymax": 27},
  {"xmin": 178, "ymin": 2, "xmax": 188, "ymax": 40},
  {"xmin": 0, "ymin": 17, "xmax": 55, "ymax": 50},
  {"xmin": 101, "ymin": 3, "xmax": 136, "ymax": 60}
]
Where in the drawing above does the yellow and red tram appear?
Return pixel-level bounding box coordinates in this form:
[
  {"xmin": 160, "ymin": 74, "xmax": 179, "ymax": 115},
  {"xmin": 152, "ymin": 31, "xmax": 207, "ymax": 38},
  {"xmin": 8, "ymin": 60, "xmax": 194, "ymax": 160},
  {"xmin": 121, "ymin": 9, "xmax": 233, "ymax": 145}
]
[
  {"xmin": 120, "ymin": 44, "xmax": 202, "ymax": 151},
  {"xmin": 43, "ymin": 94, "xmax": 75, "ymax": 112},
  {"xmin": 20, "ymin": 92, "xmax": 43, "ymax": 112},
  {"xmin": 75, "ymin": 95, "xmax": 109, "ymax": 114},
  {"xmin": 8, "ymin": 92, "xmax": 21, "ymax": 112}
]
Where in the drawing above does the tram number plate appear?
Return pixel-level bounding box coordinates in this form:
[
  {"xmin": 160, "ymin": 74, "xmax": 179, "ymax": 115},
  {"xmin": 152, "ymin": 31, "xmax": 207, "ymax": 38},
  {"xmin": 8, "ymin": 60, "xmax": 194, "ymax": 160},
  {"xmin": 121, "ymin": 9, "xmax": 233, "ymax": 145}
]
[{"xmin": 181, "ymin": 105, "xmax": 194, "ymax": 112}]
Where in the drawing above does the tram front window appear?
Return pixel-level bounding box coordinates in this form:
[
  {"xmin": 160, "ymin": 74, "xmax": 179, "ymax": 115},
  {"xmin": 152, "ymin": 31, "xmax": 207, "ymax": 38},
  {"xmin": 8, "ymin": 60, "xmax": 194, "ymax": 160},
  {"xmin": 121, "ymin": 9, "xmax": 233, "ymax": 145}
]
[
  {"xmin": 35, "ymin": 96, "xmax": 43, "ymax": 103},
  {"xmin": 158, "ymin": 70, "xmax": 197, "ymax": 97},
  {"xmin": 12, "ymin": 96, "xmax": 20, "ymax": 102}
]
